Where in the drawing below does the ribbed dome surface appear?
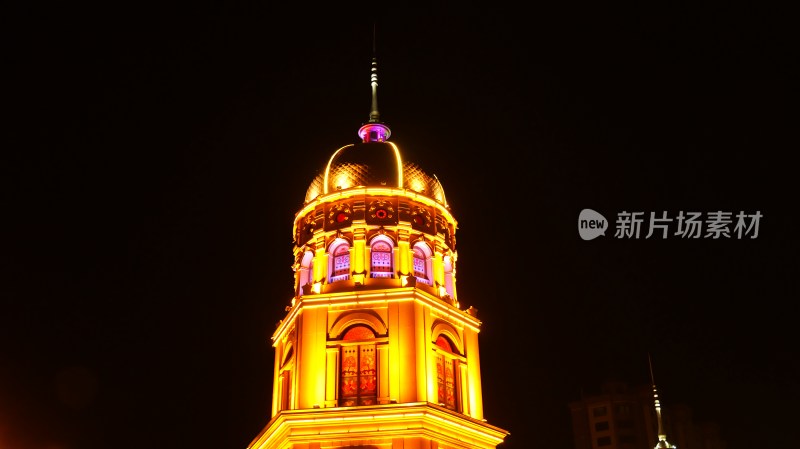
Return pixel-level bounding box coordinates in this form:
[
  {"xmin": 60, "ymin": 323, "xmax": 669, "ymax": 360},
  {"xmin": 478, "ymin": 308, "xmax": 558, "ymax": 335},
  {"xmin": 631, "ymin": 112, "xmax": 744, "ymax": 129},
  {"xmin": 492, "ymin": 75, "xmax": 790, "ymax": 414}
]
[{"xmin": 304, "ymin": 142, "xmax": 447, "ymax": 206}]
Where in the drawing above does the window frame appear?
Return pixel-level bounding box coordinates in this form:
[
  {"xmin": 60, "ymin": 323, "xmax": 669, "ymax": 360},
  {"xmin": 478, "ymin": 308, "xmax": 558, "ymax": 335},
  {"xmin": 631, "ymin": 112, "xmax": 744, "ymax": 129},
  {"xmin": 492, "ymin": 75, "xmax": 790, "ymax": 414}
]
[
  {"xmin": 432, "ymin": 334, "xmax": 465, "ymax": 412},
  {"xmin": 369, "ymin": 236, "xmax": 395, "ymax": 278},
  {"xmin": 443, "ymin": 254, "xmax": 455, "ymax": 296},
  {"xmin": 329, "ymin": 240, "xmax": 351, "ymax": 283},
  {"xmin": 298, "ymin": 250, "xmax": 314, "ymax": 296},
  {"xmin": 412, "ymin": 242, "xmax": 433, "ymax": 286},
  {"xmin": 333, "ymin": 324, "xmax": 388, "ymax": 407}
]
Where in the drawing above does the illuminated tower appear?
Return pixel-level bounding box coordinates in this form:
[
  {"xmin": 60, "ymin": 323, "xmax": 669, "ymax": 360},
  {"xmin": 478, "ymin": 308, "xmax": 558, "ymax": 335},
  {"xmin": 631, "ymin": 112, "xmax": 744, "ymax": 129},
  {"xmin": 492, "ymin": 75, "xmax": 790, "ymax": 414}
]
[
  {"xmin": 568, "ymin": 356, "xmax": 700, "ymax": 449},
  {"xmin": 247, "ymin": 55, "xmax": 509, "ymax": 449},
  {"xmin": 650, "ymin": 358, "xmax": 676, "ymax": 449}
]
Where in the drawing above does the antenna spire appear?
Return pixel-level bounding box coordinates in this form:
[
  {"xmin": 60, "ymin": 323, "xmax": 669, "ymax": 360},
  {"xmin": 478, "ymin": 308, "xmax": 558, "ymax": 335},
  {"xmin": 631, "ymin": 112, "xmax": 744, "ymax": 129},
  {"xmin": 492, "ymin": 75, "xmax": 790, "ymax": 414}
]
[
  {"xmin": 357, "ymin": 23, "xmax": 391, "ymax": 143},
  {"xmin": 369, "ymin": 23, "xmax": 380, "ymax": 123},
  {"xmin": 649, "ymin": 352, "xmax": 656, "ymax": 386},
  {"xmin": 649, "ymin": 354, "xmax": 675, "ymax": 449}
]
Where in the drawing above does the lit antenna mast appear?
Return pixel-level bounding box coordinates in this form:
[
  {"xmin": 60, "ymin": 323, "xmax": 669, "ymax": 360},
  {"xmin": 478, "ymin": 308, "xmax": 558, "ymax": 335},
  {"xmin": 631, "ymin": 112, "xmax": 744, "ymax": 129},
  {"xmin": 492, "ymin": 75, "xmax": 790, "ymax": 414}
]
[
  {"xmin": 369, "ymin": 23, "xmax": 380, "ymax": 123},
  {"xmin": 358, "ymin": 23, "xmax": 391, "ymax": 143},
  {"xmin": 649, "ymin": 354, "xmax": 676, "ymax": 449}
]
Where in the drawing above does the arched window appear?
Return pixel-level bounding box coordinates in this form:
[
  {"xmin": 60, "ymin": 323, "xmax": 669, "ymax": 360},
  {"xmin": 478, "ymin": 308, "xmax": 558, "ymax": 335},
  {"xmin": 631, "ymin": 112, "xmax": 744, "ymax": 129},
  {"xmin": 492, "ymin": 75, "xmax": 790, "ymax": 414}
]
[
  {"xmin": 278, "ymin": 346, "xmax": 293, "ymax": 411},
  {"xmin": 370, "ymin": 239, "xmax": 393, "ymax": 278},
  {"xmin": 413, "ymin": 243, "xmax": 433, "ymax": 285},
  {"xmin": 339, "ymin": 325, "xmax": 377, "ymax": 406},
  {"xmin": 330, "ymin": 242, "xmax": 350, "ymax": 282},
  {"xmin": 443, "ymin": 255, "xmax": 455, "ymax": 297},
  {"xmin": 298, "ymin": 251, "xmax": 314, "ymax": 296},
  {"xmin": 277, "ymin": 332, "xmax": 295, "ymax": 412},
  {"xmin": 434, "ymin": 335, "xmax": 460, "ymax": 411},
  {"xmin": 413, "ymin": 247, "xmax": 426, "ymax": 278}
]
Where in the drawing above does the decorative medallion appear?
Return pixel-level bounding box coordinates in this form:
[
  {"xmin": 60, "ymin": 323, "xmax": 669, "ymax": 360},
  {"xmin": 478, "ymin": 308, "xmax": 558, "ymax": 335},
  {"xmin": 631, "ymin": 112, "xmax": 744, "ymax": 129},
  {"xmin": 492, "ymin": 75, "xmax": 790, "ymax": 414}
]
[
  {"xmin": 300, "ymin": 213, "xmax": 316, "ymax": 242},
  {"xmin": 366, "ymin": 199, "xmax": 398, "ymax": 226},
  {"xmin": 442, "ymin": 225, "xmax": 454, "ymax": 249},
  {"xmin": 410, "ymin": 206, "xmax": 433, "ymax": 231},
  {"xmin": 327, "ymin": 203, "xmax": 353, "ymax": 227},
  {"xmin": 368, "ymin": 200, "xmax": 395, "ymax": 220}
]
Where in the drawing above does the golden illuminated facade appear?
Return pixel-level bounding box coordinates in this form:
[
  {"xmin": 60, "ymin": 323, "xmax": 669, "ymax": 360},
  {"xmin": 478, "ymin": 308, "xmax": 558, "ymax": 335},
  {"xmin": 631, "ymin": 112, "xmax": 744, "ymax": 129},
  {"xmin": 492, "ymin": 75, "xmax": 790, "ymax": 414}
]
[{"xmin": 247, "ymin": 57, "xmax": 509, "ymax": 449}]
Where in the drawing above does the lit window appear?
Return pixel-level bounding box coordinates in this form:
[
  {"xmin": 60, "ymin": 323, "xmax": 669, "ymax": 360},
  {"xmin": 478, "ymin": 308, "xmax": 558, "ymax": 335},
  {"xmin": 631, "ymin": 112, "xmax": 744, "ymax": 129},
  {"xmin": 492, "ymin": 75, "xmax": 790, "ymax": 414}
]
[
  {"xmin": 331, "ymin": 243, "xmax": 350, "ymax": 282},
  {"xmin": 413, "ymin": 248, "xmax": 426, "ymax": 276},
  {"xmin": 443, "ymin": 255, "xmax": 454, "ymax": 296},
  {"xmin": 370, "ymin": 240, "xmax": 393, "ymax": 278},
  {"xmin": 339, "ymin": 325, "xmax": 377, "ymax": 406},
  {"xmin": 434, "ymin": 335, "xmax": 460, "ymax": 411},
  {"xmin": 413, "ymin": 243, "xmax": 432, "ymax": 286},
  {"xmin": 298, "ymin": 251, "xmax": 313, "ymax": 296}
]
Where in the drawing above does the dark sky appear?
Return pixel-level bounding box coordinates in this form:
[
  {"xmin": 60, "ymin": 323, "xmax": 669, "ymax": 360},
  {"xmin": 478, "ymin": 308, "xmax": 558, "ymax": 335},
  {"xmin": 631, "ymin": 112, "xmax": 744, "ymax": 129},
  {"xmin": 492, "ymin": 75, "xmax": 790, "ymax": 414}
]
[{"xmin": 3, "ymin": 4, "xmax": 796, "ymax": 449}]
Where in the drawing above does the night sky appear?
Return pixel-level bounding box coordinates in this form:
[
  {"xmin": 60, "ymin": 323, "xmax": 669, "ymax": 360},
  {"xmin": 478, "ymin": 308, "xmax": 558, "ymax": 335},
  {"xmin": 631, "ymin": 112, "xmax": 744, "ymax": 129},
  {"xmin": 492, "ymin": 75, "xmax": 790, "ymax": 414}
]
[{"xmin": 3, "ymin": 4, "xmax": 796, "ymax": 449}]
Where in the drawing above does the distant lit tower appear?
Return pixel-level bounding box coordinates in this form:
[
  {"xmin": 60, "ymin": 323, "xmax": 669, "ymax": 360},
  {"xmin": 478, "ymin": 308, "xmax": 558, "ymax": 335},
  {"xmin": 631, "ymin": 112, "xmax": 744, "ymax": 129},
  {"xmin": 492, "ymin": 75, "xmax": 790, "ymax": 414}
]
[
  {"xmin": 569, "ymin": 359, "xmax": 725, "ymax": 449},
  {"xmin": 247, "ymin": 49, "xmax": 509, "ymax": 449},
  {"xmin": 650, "ymin": 357, "xmax": 676, "ymax": 449}
]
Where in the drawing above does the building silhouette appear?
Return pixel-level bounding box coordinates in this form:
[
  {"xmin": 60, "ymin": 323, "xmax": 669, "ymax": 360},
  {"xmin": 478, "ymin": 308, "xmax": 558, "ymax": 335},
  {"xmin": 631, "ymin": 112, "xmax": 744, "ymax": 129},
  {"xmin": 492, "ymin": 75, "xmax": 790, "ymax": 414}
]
[
  {"xmin": 568, "ymin": 380, "xmax": 726, "ymax": 449},
  {"xmin": 247, "ymin": 54, "xmax": 509, "ymax": 449}
]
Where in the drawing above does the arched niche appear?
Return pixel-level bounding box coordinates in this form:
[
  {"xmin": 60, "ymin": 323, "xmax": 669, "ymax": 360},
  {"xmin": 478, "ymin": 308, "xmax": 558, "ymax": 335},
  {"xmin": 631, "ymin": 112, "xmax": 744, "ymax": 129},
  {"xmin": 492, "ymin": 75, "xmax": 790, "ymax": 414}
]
[{"xmin": 329, "ymin": 310, "xmax": 388, "ymax": 339}]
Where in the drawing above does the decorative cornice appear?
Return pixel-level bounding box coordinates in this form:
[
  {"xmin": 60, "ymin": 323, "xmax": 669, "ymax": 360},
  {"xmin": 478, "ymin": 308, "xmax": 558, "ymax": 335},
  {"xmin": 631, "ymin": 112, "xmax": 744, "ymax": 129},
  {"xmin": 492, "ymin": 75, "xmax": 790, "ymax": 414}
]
[
  {"xmin": 248, "ymin": 402, "xmax": 508, "ymax": 449},
  {"xmin": 273, "ymin": 287, "xmax": 481, "ymax": 343}
]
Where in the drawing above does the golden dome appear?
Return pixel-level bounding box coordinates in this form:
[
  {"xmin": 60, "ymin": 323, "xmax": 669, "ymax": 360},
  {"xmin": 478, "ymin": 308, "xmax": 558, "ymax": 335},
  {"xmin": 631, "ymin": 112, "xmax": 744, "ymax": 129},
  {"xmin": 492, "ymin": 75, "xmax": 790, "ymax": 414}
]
[{"xmin": 304, "ymin": 141, "xmax": 447, "ymax": 207}]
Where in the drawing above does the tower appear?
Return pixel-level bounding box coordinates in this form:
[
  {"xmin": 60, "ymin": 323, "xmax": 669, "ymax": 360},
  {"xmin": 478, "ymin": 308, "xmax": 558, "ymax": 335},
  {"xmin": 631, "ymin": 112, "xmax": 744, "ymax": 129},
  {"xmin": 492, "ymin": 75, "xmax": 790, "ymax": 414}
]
[
  {"xmin": 567, "ymin": 357, "xmax": 703, "ymax": 449},
  {"xmin": 247, "ymin": 53, "xmax": 509, "ymax": 448},
  {"xmin": 650, "ymin": 357, "xmax": 676, "ymax": 449}
]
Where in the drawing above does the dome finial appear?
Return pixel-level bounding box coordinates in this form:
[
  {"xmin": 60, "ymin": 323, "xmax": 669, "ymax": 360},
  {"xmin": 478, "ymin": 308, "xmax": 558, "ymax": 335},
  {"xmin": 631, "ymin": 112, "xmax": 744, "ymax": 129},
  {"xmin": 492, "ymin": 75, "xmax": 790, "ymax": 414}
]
[
  {"xmin": 358, "ymin": 23, "xmax": 391, "ymax": 143},
  {"xmin": 369, "ymin": 23, "xmax": 380, "ymax": 123}
]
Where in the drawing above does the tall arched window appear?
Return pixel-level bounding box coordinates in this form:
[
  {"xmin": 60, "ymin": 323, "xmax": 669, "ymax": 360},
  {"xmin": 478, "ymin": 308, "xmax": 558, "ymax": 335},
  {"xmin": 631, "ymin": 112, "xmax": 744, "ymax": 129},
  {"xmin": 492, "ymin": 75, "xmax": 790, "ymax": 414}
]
[
  {"xmin": 443, "ymin": 255, "xmax": 455, "ymax": 297},
  {"xmin": 434, "ymin": 335, "xmax": 460, "ymax": 411},
  {"xmin": 278, "ymin": 346, "xmax": 293, "ymax": 411},
  {"xmin": 339, "ymin": 325, "xmax": 377, "ymax": 406},
  {"xmin": 370, "ymin": 239, "xmax": 393, "ymax": 278},
  {"xmin": 298, "ymin": 251, "xmax": 314, "ymax": 296},
  {"xmin": 413, "ymin": 243, "xmax": 432, "ymax": 285},
  {"xmin": 277, "ymin": 331, "xmax": 296, "ymax": 413},
  {"xmin": 330, "ymin": 242, "xmax": 350, "ymax": 282}
]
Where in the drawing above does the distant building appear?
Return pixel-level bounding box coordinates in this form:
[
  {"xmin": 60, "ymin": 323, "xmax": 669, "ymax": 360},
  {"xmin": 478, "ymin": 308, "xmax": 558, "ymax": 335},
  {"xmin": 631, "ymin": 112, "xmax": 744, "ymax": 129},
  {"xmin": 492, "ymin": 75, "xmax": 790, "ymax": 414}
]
[{"xmin": 568, "ymin": 381, "xmax": 726, "ymax": 449}]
